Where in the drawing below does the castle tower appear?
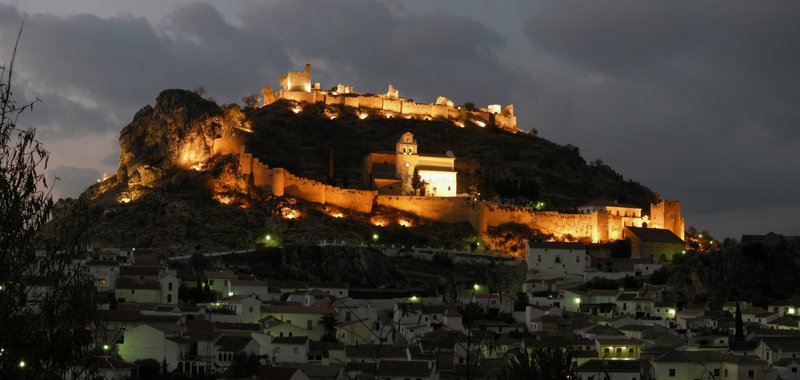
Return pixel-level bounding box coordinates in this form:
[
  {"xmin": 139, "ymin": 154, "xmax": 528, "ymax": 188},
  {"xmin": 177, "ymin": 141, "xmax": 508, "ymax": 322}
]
[
  {"xmin": 280, "ymin": 64, "xmax": 312, "ymax": 92},
  {"xmin": 650, "ymin": 199, "xmax": 685, "ymax": 240}
]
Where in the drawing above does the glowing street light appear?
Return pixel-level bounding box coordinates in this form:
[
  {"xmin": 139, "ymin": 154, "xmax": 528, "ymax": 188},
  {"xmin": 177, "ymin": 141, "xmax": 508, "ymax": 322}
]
[
  {"xmin": 473, "ymin": 284, "xmax": 480, "ymax": 291},
  {"xmin": 228, "ymin": 291, "xmax": 234, "ymax": 297},
  {"xmin": 265, "ymin": 235, "xmax": 272, "ymax": 242},
  {"xmin": 372, "ymin": 233, "xmax": 379, "ymax": 242},
  {"xmin": 19, "ymin": 360, "xmax": 25, "ymax": 368},
  {"xmin": 102, "ymin": 344, "xmax": 110, "ymax": 351}
]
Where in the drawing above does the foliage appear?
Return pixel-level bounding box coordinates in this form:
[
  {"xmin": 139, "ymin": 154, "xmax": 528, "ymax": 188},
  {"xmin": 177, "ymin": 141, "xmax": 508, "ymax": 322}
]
[
  {"xmin": 609, "ymin": 238, "xmax": 631, "ymax": 258},
  {"xmin": 499, "ymin": 347, "xmax": 574, "ymax": 380},
  {"xmin": 178, "ymin": 279, "xmax": 217, "ymax": 303},
  {"xmin": 668, "ymin": 239, "xmax": 800, "ymax": 308},
  {"xmin": 241, "ymin": 94, "xmax": 259, "ymax": 108},
  {"xmin": 226, "ymin": 352, "xmax": 261, "ymax": 378},
  {"xmin": 0, "ymin": 29, "xmax": 99, "ymax": 379},
  {"xmin": 321, "ymin": 313, "xmax": 339, "ymax": 343},
  {"xmin": 458, "ymin": 302, "xmax": 485, "ymax": 324},
  {"xmin": 134, "ymin": 359, "xmax": 161, "ymax": 380},
  {"xmin": 735, "ymin": 301, "xmax": 744, "ymax": 342}
]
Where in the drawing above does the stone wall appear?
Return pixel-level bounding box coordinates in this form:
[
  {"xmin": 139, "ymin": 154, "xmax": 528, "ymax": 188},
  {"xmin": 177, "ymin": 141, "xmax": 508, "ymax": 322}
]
[
  {"xmin": 210, "ymin": 137, "xmax": 680, "ymax": 245},
  {"xmin": 376, "ymin": 195, "xmax": 474, "ymax": 223}
]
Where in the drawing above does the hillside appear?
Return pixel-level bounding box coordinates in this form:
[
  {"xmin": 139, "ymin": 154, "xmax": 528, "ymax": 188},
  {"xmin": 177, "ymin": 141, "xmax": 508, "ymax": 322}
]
[
  {"xmin": 247, "ymin": 99, "xmax": 654, "ymax": 209},
  {"xmin": 43, "ymin": 89, "xmax": 656, "ymax": 255}
]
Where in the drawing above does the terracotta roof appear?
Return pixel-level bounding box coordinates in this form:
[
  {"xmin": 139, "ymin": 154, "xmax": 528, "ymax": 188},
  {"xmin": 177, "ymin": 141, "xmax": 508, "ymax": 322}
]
[
  {"xmin": 345, "ymin": 345, "xmax": 407, "ymax": 359},
  {"xmin": 578, "ymin": 199, "xmax": 640, "ymax": 209},
  {"xmin": 96, "ymin": 356, "xmax": 138, "ymax": 369},
  {"xmin": 376, "ymin": 360, "xmax": 433, "ymax": 377},
  {"xmin": 577, "ymin": 359, "xmax": 641, "ymax": 372},
  {"xmin": 262, "ymin": 306, "xmax": 333, "ymax": 314},
  {"xmin": 654, "ymin": 351, "xmax": 765, "ymax": 365},
  {"xmin": 273, "ymin": 336, "xmax": 310, "ymax": 345},
  {"xmin": 625, "ymin": 227, "xmax": 683, "ymax": 243},
  {"xmin": 256, "ymin": 367, "xmax": 299, "ymax": 380},
  {"xmin": 216, "ymin": 335, "xmax": 253, "ymax": 352}
]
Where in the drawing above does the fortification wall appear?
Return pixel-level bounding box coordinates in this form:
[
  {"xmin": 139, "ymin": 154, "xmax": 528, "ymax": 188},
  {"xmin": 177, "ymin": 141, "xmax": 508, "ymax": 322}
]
[
  {"xmin": 430, "ymin": 104, "xmax": 448, "ymax": 118},
  {"xmin": 382, "ymin": 99, "xmax": 402, "ymax": 113},
  {"xmin": 324, "ymin": 186, "xmax": 376, "ymax": 213},
  {"xmin": 283, "ymin": 171, "xmax": 327, "ymax": 204},
  {"xmin": 281, "ymin": 91, "xmax": 315, "ymax": 104},
  {"xmin": 476, "ymin": 203, "xmax": 596, "ymax": 241},
  {"xmin": 325, "ymin": 95, "xmax": 344, "ymax": 106},
  {"xmin": 281, "ymin": 170, "xmax": 375, "ymax": 213},
  {"xmin": 357, "ymin": 95, "xmax": 383, "ymax": 110},
  {"xmin": 376, "ymin": 196, "xmax": 473, "ymax": 223},
  {"xmin": 344, "ymin": 97, "xmax": 359, "ymax": 108},
  {"xmin": 401, "ymin": 102, "xmax": 430, "ymax": 116},
  {"xmin": 607, "ymin": 215, "xmax": 624, "ymax": 241}
]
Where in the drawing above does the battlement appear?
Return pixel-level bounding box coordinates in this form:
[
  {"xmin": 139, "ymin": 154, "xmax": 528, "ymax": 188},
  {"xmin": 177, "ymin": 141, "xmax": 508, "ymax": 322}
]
[{"xmin": 260, "ymin": 64, "xmax": 520, "ymax": 133}]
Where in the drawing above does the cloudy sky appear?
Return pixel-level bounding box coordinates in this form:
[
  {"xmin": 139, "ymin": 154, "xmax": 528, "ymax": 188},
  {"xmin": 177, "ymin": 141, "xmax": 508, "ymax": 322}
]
[{"xmin": 0, "ymin": 0, "xmax": 797, "ymax": 239}]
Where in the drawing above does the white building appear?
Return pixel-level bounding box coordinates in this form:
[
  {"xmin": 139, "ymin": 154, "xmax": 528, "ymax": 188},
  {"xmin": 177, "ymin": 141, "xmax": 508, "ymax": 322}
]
[{"xmin": 527, "ymin": 241, "xmax": 590, "ymax": 278}]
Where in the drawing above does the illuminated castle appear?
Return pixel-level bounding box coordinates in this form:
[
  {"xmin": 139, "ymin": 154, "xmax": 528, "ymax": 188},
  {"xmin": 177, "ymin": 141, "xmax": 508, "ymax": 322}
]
[{"xmin": 261, "ymin": 64, "xmax": 520, "ymax": 133}]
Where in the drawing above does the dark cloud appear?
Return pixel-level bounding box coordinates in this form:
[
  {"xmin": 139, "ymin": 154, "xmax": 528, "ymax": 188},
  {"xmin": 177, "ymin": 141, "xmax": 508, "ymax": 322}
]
[
  {"xmin": 50, "ymin": 165, "xmax": 101, "ymax": 199},
  {"xmin": 523, "ymin": 1, "xmax": 800, "ymax": 237}
]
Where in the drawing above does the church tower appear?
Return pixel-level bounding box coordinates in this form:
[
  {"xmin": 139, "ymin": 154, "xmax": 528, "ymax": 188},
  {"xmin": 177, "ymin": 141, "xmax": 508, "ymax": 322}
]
[{"xmin": 396, "ymin": 132, "xmax": 418, "ymax": 193}]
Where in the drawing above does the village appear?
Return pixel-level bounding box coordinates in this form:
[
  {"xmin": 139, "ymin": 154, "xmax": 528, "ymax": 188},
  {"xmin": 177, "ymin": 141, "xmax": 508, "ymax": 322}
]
[{"xmin": 31, "ymin": 230, "xmax": 793, "ymax": 380}]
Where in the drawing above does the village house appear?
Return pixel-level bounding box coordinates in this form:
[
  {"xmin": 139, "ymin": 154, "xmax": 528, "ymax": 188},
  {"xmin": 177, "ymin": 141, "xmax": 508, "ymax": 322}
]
[{"xmin": 526, "ymin": 240, "xmax": 590, "ymax": 279}]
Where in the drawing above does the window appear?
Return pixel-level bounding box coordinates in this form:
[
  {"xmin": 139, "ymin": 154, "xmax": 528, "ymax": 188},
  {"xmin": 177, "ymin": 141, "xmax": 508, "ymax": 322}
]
[
  {"xmin": 791, "ymin": 367, "xmax": 797, "ymax": 373},
  {"xmin": 616, "ymin": 348, "xmax": 622, "ymax": 353},
  {"xmin": 604, "ymin": 348, "xmax": 610, "ymax": 353},
  {"xmin": 714, "ymin": 369, "xmax": 720, "ymax": 377},
  {"xmin": 167, "ymin": 294, "xmax": 172, "ymax": 303},
  {"xmin": 307, "ymin": 320, "xmax": 313, "ymax": 330},
  {"xmin": 669, "ymin": 368, "xmax": 675, "ymax": 377},
  {"xmin": 555, "ymin": 255, "xmax": 561, "ymax": 264},
  {"xmin": 248, "ymin": 307, "xmax": 254, "ymax": 312},
  {"xmin": 293, "ymin": 347, "xmax": 299, "ymax": 354},
  {"xmin": 168, "ymin": 282, "xmax": 173, "ymax": 291},
  {"xmin": 629, "ymin": 347, "xmax": 635, "ymax": 353},
  {"xmin": 623, "ymin": 303, "xmax": 627, "ymax": 311},
  {"xmin": 275, "ymin": 347, "xmax": 280, "ymax": 353},
  {"xmin": 725, "ymin": 369, "xmax": 728, "ymax": 377},
  {"xmin": 576, "ymin": 255, "xmax": 580, "ymax": 263},
  {"xmin": 131, "ymin": 289, "xmax": 135, "ymax": 294},
  {"xmin": 538, "ymin": 255, "xmax": 541, "ymax": 262},
  {"xmin": 748, "ymin": 370, "xmax": 754, "ymax": 378}
]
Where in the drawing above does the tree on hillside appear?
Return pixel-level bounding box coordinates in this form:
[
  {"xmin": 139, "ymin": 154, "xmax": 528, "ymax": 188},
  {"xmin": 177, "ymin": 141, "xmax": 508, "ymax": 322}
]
[
  {"xmin": 321, "ymin": 313, "xmax": 339, "ymax": 343},
  {"xmin": 241, "ymin": 94, "xmax": 259, "ymax": 108},
  {"xmin": 499, "ymin": 347, "xmax": 574, "ymax": 380},
  {"xmin": 0, "ymin": 30, "xmax": 99, "ymax": 379},
  {"xmin": 411, "ymin": 167, "xmax": 426, "ymax": 196}
]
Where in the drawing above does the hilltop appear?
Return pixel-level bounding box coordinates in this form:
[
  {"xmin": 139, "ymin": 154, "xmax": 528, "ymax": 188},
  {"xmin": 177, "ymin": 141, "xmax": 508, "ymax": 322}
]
[{"xmin": 43, "ymin": 89, "xmax": 657, "ymax": 255}]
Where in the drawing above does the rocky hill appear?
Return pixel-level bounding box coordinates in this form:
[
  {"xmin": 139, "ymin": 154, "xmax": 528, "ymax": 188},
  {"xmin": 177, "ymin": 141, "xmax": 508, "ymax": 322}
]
[{"xmin": 44, "ymin": 89, "xmax": 655, "ymax": 255}]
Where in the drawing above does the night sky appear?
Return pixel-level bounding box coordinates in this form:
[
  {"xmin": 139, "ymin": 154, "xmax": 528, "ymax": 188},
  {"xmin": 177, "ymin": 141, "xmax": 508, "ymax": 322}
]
[{"xmin": 0, "ymin": 0, "xmax": 797, "ymax": 239}]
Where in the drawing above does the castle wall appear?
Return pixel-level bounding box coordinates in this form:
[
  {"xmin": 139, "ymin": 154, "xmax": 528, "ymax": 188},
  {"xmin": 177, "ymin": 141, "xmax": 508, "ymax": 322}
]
[
  {"xmin": 325, "ymin": 95, "xmax": 344, "ymax": 106},
  {"xmin": 344, "ymin": 97, "xmax": 359, "ymax": 108},
  {"xmin": 323, "ymin": 186, "xmax": 376, "ymax": 213},
  {"xmin": 382, "ymin": 99, "xmax": 402, "ymax": 113},
  {"xmin": 477, "ymin": 204, "xmax": 596, "ymax": 241},
  {"xmin": 357, "ymin": 95, "xmax": 383, "ymax": 110},
  {"xmin": 281, "ymin": 91, "xmax": 315, "ymax": 104},
  {"xmin": 430, "ymin": 104, "xmax": 448, "ymax": 119},
  {"xmin": 401, "ymin": 102, "xmax": 430, "ymax": 117},
  {"xmin": 376, "ymin": 196, "xmax": 473, "ymax": 223}
]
